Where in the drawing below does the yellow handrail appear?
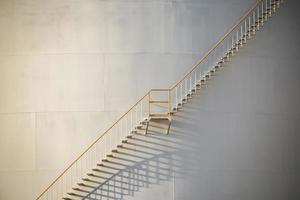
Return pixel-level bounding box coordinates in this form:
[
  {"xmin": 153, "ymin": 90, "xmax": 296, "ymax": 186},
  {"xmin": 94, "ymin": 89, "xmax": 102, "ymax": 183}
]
[
  {"xmin": 170, "ymin": 0, "xmax": 262, "ymax": 90},
  {"xmin": 36, "ymin": 0, "xmax": 263, "ymax": 199},
  {"xmin": 36, "ymin": 91, "xmax": 150, "ymax": 199}
]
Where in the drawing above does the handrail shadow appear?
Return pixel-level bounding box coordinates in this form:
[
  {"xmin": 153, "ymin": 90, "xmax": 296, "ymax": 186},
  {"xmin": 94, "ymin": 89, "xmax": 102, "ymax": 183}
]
[{"xmin": 82, "ymin": 128, "xmax": 185, "ymax": 200}]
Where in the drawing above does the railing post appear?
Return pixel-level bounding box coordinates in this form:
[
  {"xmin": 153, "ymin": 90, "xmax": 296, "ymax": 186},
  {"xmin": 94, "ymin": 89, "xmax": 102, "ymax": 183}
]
[
  {"xmin": 240, "ymin": 25, "xmax": 243, "ymax": 47},
  {"xmin": 180, "ymin": 82, "xmax": 183, "ymax": 105},
  {"xmin": 175, "ymin": 87, "xmax": 177, "ymax": 110},
  {"xmin": 168, "ymin": 90, "xmax": 171, "ymax": 117},
  {"xmin": 248, "ymin": 15, "xmax": 251, "ymax": 38},
  {"xmin": 105, "ymin": 133, "xmax": 107, "ymax": 159},
  {"xmin": 124, "ymin": 115, "xmax": 127, "ymax": 138},
  {"xmin": 194, "ymin": 70, "xmax": 197, "ymax": 89},
  {"xmin": 236, "ymin": 30, "xmax": 239, "ymax": 50},
  {"xmin": 120, "ymin": 120, "xmax": 122, "ymax": 145},
  {"xmin": 261, "ymin": 1, "xmax": 264, "ymax": 26},
  {"xmin": 189, "ymin": 76, "xmax": 192, "ymax": 93},
  {"xmin": 244, "ymin": 20, "xmax": 247, "ymax": 41},
  {"xmin": 130, "ymin": 112, "xmax": 132, "ymax": 133},
  {"xmin": 185, "ymin": 79, "xmax": 187, "ymax": 98},
  {"xmin": 269, "ymin": 0, "xmax": 273, "ymax": 15},
  {"xmin": 257, "ymin": 6, "xmax": 260, "ymax": 30},
  {"xmin": 140, "ymin": 99, "xmax": 143, "ymax": 120},
  {"xmin": 231, "ymin": 35, "xmax": 234, "ymax": 55},
  {"xmin": 253, "ymin": 12, "xmax": 256, "ymax": 34},
  {"xmin": 265, "ymin": 0, "xmax": 268, "ymax": 20},
  {"xmin": 148, "ymin": 92, "xmax": 151, "ymax": 117}
]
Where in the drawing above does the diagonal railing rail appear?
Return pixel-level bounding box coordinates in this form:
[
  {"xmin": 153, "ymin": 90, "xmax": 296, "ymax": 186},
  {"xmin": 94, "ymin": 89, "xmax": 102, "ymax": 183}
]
[
  {"xmin": 168, "ymin": 0, "xmax": 283, "ymax": 111},
  {"xmin": 36, "ymin": 0, "xmax": 284, "ymax": 199}
]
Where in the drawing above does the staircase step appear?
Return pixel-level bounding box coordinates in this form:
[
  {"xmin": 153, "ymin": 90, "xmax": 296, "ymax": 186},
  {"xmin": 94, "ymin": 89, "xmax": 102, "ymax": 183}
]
[
  {"xmin": 140, "ymin": 120, "xmax": 148, "ymax": 125},
  {"xmin": 67, "ymin": 193, "xmax": 85, "ymax": 198},
  {"xmin": 97, "ymin": 163, "xmax": 104, "ymax": 167},
  {"xmin": 87, "ymin": 173, "xmax": 96, "ymax": 177},
  {"xmin": 72, "ymin": 188, "xmax": 90, "ymax": 193},
  {"xmin": 170, "ymin": 109, "xmax": 177, "ymax": 114},
  {"xmin": 96, "ymin": 165, "xmax": 120, "ymax": 172},
  {"xmin": 126, "ymin": 135, "xmax": 133, "ymax": 139},
  {"xmin": 85, "ymin": 173, "xmax": 109, "ymax": 180},
  {"xmin": 77, "ymin": 182, "xmax": 96, "ymax": 189},
  {"xmin": 214, "ymin": 65, "xmax": 220, "ymax": 70},
  {"xmin": 92, "ymin": 169, "xmax": 114, "ymax": 175},
  {"xmin": 169, "ymin": 110, "xmax": 176, "ymax": 115},
  {"xmin": 130, "ymin": 130, "xmax": 137, "ymax": 134},
  {"xmin": 135, "ymin": 125, "xmax": 143, "ymax": 129},
  {"xmin": 82, "ymin": 178, "xmax": 102, "ymax": 185},
  {"xmin": 149, "ymin": 116, "xmax": 170, "ymax": 121}
]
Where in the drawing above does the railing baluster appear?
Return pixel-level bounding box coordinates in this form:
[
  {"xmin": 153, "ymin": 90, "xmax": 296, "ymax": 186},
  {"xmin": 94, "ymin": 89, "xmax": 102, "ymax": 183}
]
[
  {"xmin": 185, "ymin": 79, "xmax": 187, "ymax": 98},
  {"xmin": 175, "ymin": 86, "xmax": 178, "ymax": 109},
  {"xmin": 257, "ymin": 6, "xmax": 260, "ymax": 30},
  {"xmin": 130, "ymin": 112, "xmax": 133, "ymax": 134},
  {"xmin": 236, "ymin": 29, "xmax": 239, "ymax": 49},
  {"xmin": 180, "ymin": 82, "xmax": 182, "ymax": 104},
  {"xmin": 194, "ymin": 71, "xmax": 197, "ymax": 90},
  {"xmin": 189, "ymin": 76, "xmax": 192, "ymax": 94},
  {"xmin": 231, "ymin": 35, "xmax": 234, "ymax": 54},
  {"xmin": 240, "ymin": 25, "xmax": 243, "ymax": 47},
  {"xmin": 266, "ymin": 0, "xmax": 268, "ymax": 20},
  {"xmin": 270, "ymin": 0, "xmax": 272, "ymax": 15},
  {"xmin": 244, "ymin": 19, "xmax": 247, "ymax": 39},
  {"xmin": 140, "ymin": 99, "xmax": 143, "ymax": 120},
  {"xmin": 253, "ymin": 11, "xmax": 255, "ymax": 34}
]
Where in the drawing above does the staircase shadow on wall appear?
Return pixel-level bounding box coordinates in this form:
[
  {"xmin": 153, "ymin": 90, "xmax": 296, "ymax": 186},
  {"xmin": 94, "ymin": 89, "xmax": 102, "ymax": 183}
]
[
  {"xmin": 83, "ymin": 122, "xmax": 187, "ymax": 200},
  {"xmin": 82, "ymin": 81, "xmax": 220, "ymax": 200}
]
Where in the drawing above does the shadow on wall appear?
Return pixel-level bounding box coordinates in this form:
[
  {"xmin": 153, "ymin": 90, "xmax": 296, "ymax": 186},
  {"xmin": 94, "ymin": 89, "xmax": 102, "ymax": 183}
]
[
  {"xmin": 78, "ymin": 0, "xmax": 300, "ymax": 198},
  {"xmin": 81, "ymin": 117, "xmax": 200, "ymax": 200}
]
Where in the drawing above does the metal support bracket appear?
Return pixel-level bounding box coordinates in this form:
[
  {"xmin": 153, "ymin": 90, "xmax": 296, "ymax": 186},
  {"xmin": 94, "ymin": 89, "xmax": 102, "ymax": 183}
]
[{"xmin": 144, "ymin": 117, "xmax": 172, "ymax": 135}]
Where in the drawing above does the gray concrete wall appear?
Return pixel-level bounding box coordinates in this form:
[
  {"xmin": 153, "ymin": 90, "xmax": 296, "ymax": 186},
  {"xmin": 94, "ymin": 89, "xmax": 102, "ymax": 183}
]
[
  {"xmin": 84, "ymin": 0, "xmax": 300, "ymax": 199},
  {"xmin": 0, "ymin": 0, "xmax": 255, "ymax": 199}
]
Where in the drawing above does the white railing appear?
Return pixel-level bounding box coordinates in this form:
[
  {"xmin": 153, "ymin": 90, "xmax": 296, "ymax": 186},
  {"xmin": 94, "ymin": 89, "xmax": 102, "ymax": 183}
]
[
  {"xmin": 36, "ymin": 92, "xmax": 149, "ymax": 199},
  {"xmin": 36, "ymin": 0, "xmax": 283, "ymax": 199},
  {"xmin": 169, "ymin": 0, "xmax": 283, "ymax": 111},
  {"xmin": 36, "ymin": 89, "xmax": 171, "ymax": 200}
]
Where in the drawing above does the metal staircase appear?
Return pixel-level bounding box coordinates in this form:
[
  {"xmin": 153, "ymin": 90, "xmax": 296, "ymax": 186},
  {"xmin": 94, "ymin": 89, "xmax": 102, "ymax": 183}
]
[{"xmin": 36, "ymin": 0, "xmax": 285, "ymax": 199}]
